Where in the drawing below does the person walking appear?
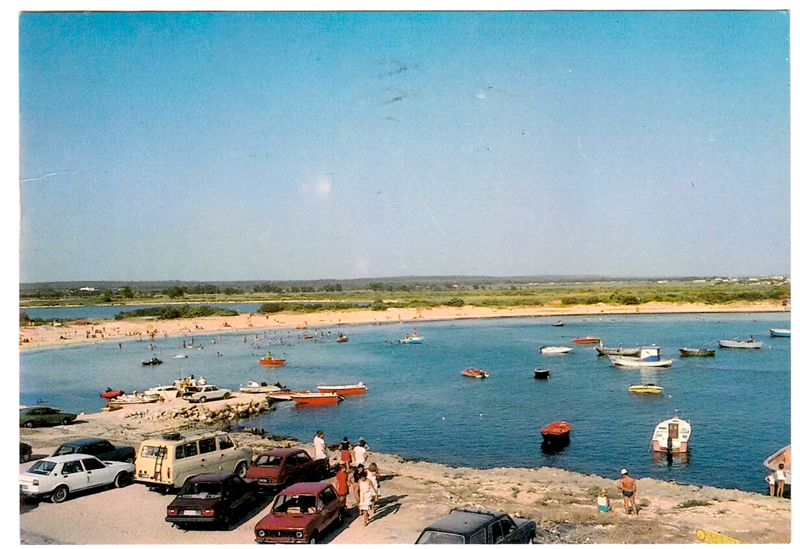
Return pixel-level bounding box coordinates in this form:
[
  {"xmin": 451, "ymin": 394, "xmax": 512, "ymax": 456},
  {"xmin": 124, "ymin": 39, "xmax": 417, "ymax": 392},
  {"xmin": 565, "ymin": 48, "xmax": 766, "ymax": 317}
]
[
  {"xmin": 616, "ymin": 469, "xmax": 638, "ymax": 515},
  {"xmin": 775, "ymin": 463, "xmax": 786, "ymax": 497},
  {"xmin": 354, "ymin": 438, "xmax": 368, "ymax": 467},
  {"xmin": 313, "ymin": 431, "xmax": 328, "ymax": 465},
  {"xmin": 334, "ymin": 460, "xmax": 349, "ymax": 499},
  {"xmin": 340, "ymin": 437, "xmax": 352, "ymax": 472},
  {"xmin": 367, "ymin": 462, "xmax": 381, "ymax": 498},
  {"xmin": 351, "ymin": 463, "xmax": 365, "ymax": 510},
  {"xmin": 357, "ymin": 470, "xmax": 378, "ymax": 526}
]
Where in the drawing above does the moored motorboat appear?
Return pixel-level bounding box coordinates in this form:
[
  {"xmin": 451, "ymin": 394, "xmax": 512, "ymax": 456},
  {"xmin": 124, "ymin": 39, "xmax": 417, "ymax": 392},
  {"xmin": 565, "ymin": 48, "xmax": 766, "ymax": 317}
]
[
  {"xmin": 142, "ymin": 357, "xmax": 163, "ymax": 366},
  {"xmin": 259, "ymin": 353, "xmax": 286, "ymax": 366},
  {"xmin": 268, "ymin": 390, "xmax": 312, "ymax": 402},
  {"xmin": 173, "ymin": 354, "xmax": 188, "ymax": 359},
  {"xmin": 573, "ymin": 336, "xmax": 602, "ymax": 344},
  {"xmin": 534, "ymin": 368, "xmax": 550, "ymax": 379},
  {"xmin": 764, "ymin": 445, "xmax": 791, "ymax": 486},
  {"xmin": 239, "ymin": 380, "xmax": 286, "ymax": 394},
  {"xmin": 719, "ymin": 338, "xmax": 763, "ymax": 349},
  {"xmin": 609, "ymin": 347, "xmax": 672, "ymax": 368},
  {"xmin": 595, "ymin": 343, "xmax": 640, "ymax": 357},
  {"xmin": 628, "ymin": 384, "xmax": 664, "ymax": 394},
  {"xmin": 679, "ymin": 347, "xmax": 716, "ymax": 357},
  {"xmin": 317, "ymin": 382, "xmax": 367, "ymax": 395},
  {"xmin": 539, "ymin": 346, "xmax": 572, "ymax": 355},
  {"xmin": 461, "ymin": 368, "xmax": 490, "ymax": 379},
  {"xmin": 552, "ymin": 320, "xmax": 564, "ymax": 327},
  {"xmin": 769, "ymin": 328, "xmax": 791, "ymax": 338},
  {"xmin": 651, "ymin": 415, "xmax": 691, "ymax": 454},
  {"xmin": 100, "ymin": 388, "xmax": 124, "ymax": 399},
  {"xmin": 291, "ymin": 392, "xmax": 344, "ymax": 406},
  {"xmin": 541, "ymin": 421, "xmax": 571, "ymax": 443}
]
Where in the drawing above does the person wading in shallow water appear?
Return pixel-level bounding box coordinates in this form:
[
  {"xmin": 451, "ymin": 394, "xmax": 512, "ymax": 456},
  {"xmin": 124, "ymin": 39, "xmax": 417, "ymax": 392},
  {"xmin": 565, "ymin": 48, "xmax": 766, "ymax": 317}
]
[{"xmin": 616, "ymin": 469, "xmax": 638, "ymax": 515}]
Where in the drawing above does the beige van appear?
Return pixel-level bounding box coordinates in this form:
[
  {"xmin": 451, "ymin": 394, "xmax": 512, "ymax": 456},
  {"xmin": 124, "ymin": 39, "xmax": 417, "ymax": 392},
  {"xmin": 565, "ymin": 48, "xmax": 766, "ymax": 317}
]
[{"xmin": 134, "ymin": 431, "xmax": 251, "ymax": 490}]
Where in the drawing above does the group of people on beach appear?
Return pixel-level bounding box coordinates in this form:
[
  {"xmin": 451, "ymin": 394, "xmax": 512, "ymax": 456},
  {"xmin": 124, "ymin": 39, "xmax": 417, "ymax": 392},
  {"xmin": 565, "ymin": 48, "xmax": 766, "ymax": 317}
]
[
  {"xmin": 595, "ymin": 469, "xmax": 639, "ymax": 516},
  {"xmin": 313, "ymin": 431, "xmax": 381, "ymax": 526}
]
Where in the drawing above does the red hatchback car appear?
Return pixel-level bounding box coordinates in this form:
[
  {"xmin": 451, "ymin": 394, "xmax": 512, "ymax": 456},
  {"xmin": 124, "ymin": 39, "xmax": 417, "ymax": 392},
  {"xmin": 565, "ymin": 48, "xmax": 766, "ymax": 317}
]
[
  {"xmin": 254, "ymin": 482, "xmax": 345, "ymax": 544},
  {"xmin": 245, "ymin": 448, "xmax": 329, "ymax": 491}
]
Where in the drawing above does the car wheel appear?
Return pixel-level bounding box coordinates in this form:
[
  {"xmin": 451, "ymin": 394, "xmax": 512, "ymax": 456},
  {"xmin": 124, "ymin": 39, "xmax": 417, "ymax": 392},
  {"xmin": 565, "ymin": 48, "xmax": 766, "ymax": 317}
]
[
  {"xmin": 23, "ymin": 421, "xmax": 35, "ymax": 429},
  {"xmin": 115, "ymin": 471, "xmax": 131, "ymax": 488},
  {"xmin": 235, "ymin": 461, "xmax": 248, "ymax": 478},
  {"xmin": 51, "ymin": 485, "xmax": 69, "ymax": 504},
  {"xmin": 61, "ymin": 417, "xmax": 71, "ymax": 425},
  {"xmin": 199, "ymin": 396, "xmax": 207, "ymax": 403},
  {"xmin": 223, "ymin": 392, "xmax": 231, "ymax": 399},
  {"xmin": 20, "ymin": 450, "xmax": 32, "ymax": 463}
]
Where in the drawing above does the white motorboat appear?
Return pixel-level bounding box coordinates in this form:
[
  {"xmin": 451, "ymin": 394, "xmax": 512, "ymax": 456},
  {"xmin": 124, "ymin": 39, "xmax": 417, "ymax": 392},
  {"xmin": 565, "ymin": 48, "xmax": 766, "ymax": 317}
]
[
  {"xmin": 143, "ymin": 385, "xmax": 182, "ymax": 400},
  {"xmin": 539, "ymin": 346, "xmax": 572, "ymax": 355},
  {"xmin": 239, "ymin": 380, "xmax": 285, "ymax": 394},
  {"xmin": 769, "ymin": 328, "xmax": 791, "ymax": 338},
  {"xmin": 609, "ymin": 347, "xmax": 672, "ymax": 368},
  {"xmin": 652, "ymin": 415, "xmax": 691, "ymax": 454},
  {"xmin": 719, "ymin": 338, "xmax": 763, "ymax": 349}
]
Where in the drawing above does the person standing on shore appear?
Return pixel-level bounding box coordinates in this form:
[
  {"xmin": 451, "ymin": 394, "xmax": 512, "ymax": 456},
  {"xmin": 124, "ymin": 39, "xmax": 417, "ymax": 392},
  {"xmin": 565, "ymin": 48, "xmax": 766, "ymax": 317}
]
[
  {"xmin": 775, "ymin": 464, "xmax": 786, "ymax": 497},
  {"xmin": 354, "ymin": 438, "xmax": 369, "ymax": 467},
  {"xmin": 340, "ymin": 437, "xmax": 352, "ymax": 472},
  {"xmin": 351, "ymin": 463, "xmax": 365, "ymax": 509},
  {"xmin": 313, "ymin": 431, "xmax": 328, "ymax": 466},
  {"xmin": 616, "ymin": 469, "xmax": 638, "ymax": 515},
  {"xmin": 766, "ymin": 471, "xmax": 776, "ymax": 496}
]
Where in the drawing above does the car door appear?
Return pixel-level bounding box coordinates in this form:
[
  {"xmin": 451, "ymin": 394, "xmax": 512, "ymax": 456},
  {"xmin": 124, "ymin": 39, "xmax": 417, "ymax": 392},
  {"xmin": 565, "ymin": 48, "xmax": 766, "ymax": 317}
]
[
  {"xmin": 226, "ymin": 475, "xmax": 253, "ymax": 511},
  {"xmin": 318, "ymin": 486, "xmax": 339, "ymax": 529},
  {"xmin": 81, "ymin": 457, "xmax": 113, "ymax": 488},
  {"xmin": 60, "ymin": 460, "xmax": 89, "ymax": 492},
  {"xmin": 283, "ymin": 454, "xmax": 301, "ymax": 483}
]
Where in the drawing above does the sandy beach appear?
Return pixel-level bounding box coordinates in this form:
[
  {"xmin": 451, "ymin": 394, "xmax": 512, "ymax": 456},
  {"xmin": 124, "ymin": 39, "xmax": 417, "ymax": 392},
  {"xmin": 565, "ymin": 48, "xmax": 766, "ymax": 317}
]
[
  {"xmin": 19, "ymin": 300, "xmax": 788, "ymax": 350},
  {"xmin": 18, "ymin": 392, "xmax": 791, "ymax": 544}
]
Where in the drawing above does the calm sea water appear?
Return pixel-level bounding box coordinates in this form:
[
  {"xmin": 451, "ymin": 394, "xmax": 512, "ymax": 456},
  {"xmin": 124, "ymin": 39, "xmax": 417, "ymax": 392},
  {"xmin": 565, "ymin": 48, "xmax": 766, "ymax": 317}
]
[{"xmin": 20, "ymin": 313, "xmax": 790, "ymax": 494}]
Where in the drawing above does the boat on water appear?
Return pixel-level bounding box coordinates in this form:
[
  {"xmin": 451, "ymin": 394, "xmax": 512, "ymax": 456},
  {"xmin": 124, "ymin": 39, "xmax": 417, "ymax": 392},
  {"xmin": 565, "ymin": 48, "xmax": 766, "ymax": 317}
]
[
  {"xmin": 291, "ymin": 392, "xmax": 344, "ymax": 406},
  {"xmin": 259, "ymin": 353, "xmax": 286, "ymax": 366},
  {"xmin": 573, "ymin": 336, "xmax": 601, "ymax": 344},
  {"xmin": 552, "ymin": 320, "xmax": 564, "ymax": 327},
  {"xmin": 100, "ymin": 388, "xmax": 124, "ymax": 399},
  {"xmin": 109, "ymin": 393, "xmax": 161, "ymax": 405},
  {"xmin": 534, "ymin": 368, "xmax": 550, "ymax": 379},
  {"xmin": 462, "ymin": 368, "xmax": 490, "ymax": 379},
  {"xmin": 628, "ymin": 384, "xmax": 664, "ymax": 394},
  {"xmin": 539, "ymin": 346, "xmax": 572, "ymax": 355},
  {"xmin": 651, "ymin": 415, "xmax": 691, "ymax": 454},
  {"xmin": 239, "ymin": 381, "xmax": 287, "ymax": 394},
  {"xmin": 173, "ymin": 354, "xmax": 188, "ymax": 359},
  {"xmin": 541, "ymin": 421, "xmax": 571, "ymax": 443},
  {"xmin": 317, "ymin": 382, "xmax": 367, "ymax": 395},
  {"xmin": 764, "ymin": 445, "xmax": 792, "ymax": 486},
  {"xmin": 769, "ymin": 328, "xmax": 791, "ymax": 338},
  {"xmin": 609, "ymin": 347, "xmax": 673, "ymax": 368},
  {"xmin": 336, "ymin": 333, "xmax": 349, "ymax": 343},
  {"xmin": 142, "ymin": 357, "xmax": 163, "ymax": 366},
  {"xmin": 679, "ymin": 347, "xmax": 716, "ymax": 357},
  {"xmin": 268, "ymin": 390, "xmax": 313, "ymax": 402},
  {"xmin": 719, "ymin": 338, "xmax": 763, "ymax": 349},
  {"xmin": 595, "ymin": 343, "xmax": 640, "ymax": 357}
]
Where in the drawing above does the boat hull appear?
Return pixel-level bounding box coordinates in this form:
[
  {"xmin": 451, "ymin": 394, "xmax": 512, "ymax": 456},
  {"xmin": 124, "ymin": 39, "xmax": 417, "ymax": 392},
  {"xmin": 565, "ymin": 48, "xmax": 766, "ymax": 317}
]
[
  {"xmin": 719, "ymin": 339, "xmax": 763, "ymax": 349},
  {"xmin": 541, "ymin": 421, "xmax": 572, "ymax": 443},
  {"xmin": 596, "ymin": 347, "xmax": 640, "ymax": 357},
  {"xmin": 770, "ymin": 329, "xmax": 791, "ymax": 338},
  {"xmin": 629, "ymin": 385, "xmax": 664, "ymax": 394},
  {"xmin": 461, "ymin": 368, "xmax": 489, "ymax": 379},
  {"xmin": 317, "ymin": 384, "xmax": 367, "ymax": 396},
  {"xmin": 533, "ymin": 369, "xmax": 550, "ymax": 379},
  {"xmin": 100, "ymin": 389, "xmax": 124, "ymax": 399},
  {"xmin": 679, "ymin": 348, "xmax": 716, "ymax": 357},
  {"xmin": 609, "ymin": 356, "xmax": 673, "ymax": 368},
  {"xmin": 291, "ymin": 393, "xmax": 343, "ymax": 406},
  {"xmin": 259, "ymin": 359, "xmax": 286, "ymax": 366},
  {"xmin": 540, "ymin": 346, "xmax": 572, "ymax": 355},
  {"xmin": 573, "ymin": 337, "xmax": 601, "ymax": 344},
  {"xmin": 652, "ymin": 417, "xmax": 691, "ymax": 454}
]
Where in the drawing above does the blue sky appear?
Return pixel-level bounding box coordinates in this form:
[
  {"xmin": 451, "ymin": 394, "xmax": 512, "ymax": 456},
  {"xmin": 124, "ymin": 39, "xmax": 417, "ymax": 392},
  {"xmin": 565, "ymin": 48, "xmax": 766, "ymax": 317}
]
[{"xmin": 18, "ymin": 11, "xmax": 790, "ymax": 282}]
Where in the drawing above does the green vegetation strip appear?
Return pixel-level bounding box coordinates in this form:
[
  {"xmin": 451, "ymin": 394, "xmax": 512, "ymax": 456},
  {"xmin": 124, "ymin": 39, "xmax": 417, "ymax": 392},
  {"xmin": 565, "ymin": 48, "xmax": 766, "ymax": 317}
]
[{"xmin": 114, "ymin": 305, "xmax": 240, "ymax": 320}]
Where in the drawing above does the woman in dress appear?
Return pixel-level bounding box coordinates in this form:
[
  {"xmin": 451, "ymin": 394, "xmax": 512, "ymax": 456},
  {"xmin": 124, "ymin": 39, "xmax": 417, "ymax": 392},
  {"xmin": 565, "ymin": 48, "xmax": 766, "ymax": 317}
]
[{"xmin": 357, "ymin": 470, "xmax": 378, "ymax": 526}]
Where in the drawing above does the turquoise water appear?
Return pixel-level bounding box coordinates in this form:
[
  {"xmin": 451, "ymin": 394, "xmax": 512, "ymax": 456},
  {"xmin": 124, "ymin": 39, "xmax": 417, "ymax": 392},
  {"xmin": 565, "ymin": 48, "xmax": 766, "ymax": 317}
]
[{"xmin": 20, "ymin": 313, "xmax": 790, "ymax": 493}]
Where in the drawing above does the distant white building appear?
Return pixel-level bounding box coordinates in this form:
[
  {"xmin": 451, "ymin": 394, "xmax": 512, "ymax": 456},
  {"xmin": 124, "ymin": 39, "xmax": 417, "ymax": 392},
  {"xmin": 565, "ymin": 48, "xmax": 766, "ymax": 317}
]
[{"xmin": 79, "ymin": 287, "xmax": 97, "ymax": 292}]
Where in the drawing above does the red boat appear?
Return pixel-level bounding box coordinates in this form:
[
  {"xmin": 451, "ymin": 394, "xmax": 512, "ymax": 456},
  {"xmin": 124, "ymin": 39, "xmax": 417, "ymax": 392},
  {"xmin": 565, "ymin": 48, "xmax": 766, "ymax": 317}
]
[
  {"xmin": 461, "ymin": 368, "xmax": 490, "ymax": 379},
  {"xmin": 291, "ymin": 393, "xmax": 344, "ymax": 406},
  {"xmin": 259, "ymin": 353, "xmax": 286, "ymax": 366},
  {"xmin": 541, "ymin": 421, "xmax": 572, "ymax": 442},
  {"xmin": 100, "ymin": 388, "xmax": 124, "ymax": 399},
  {"xmin": 317, "ymin": 382, "xmax": 367, "ymax": 396},
  {"xmin": 572, "ymin": 336, "xmax": 602, "ymax": 344}
]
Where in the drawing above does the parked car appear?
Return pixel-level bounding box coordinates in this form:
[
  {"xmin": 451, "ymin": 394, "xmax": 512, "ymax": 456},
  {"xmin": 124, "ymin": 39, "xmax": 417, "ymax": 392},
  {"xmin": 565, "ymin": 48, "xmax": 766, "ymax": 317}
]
[
  {"xmin": 20, "ymin": 442, "xmax": 32, "ymax": 463},
  {"xmin": 182, "ymin": 385, "xmax": 232, "ymax": 403},
  {"xmin": 245, "ymin": 448, "xmax": 329, "ymax": 491},
  {"xmin": 52, "ymin": 438, "xmax": 136, "ymax": 463},
  {"xmin": 134, "ymin": 431, "xmax": 251, "ymax": 491},
  {"xmin": 20, "ymin": 406, "xmax": 78, "ymax": 428},
  {"xmin": 254, "ymin": 482, "xmax": 346, "ymax": 544},
  {"xmin": 166, "ymin": 472, "xmax": 259, "ymax": 529},
  {"xmin": 19, "ymin": 453, "xmax": 134, "ymax": 503},
  {"xmin": 415, "ymin": 507, "xmax": 536, "ymax": 544}
]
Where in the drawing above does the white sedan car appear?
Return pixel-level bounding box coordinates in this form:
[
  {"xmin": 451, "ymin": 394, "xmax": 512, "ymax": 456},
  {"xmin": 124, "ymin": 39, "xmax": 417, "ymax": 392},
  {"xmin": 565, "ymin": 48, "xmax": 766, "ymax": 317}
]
[
  {"xmin": 181, "ymin": 384, "xmax": 232, "ymax": 403},
  {"xmin": 19, "ymin": 453, "xmax": 134, "ymax": 503}
]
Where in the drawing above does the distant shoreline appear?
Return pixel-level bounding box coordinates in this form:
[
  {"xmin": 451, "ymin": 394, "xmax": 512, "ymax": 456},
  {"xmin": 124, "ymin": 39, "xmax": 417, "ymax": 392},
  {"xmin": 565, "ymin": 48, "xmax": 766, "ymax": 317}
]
[{"xmin": 19, "ymin": 300, "xmax": 788, "ymax": 351}]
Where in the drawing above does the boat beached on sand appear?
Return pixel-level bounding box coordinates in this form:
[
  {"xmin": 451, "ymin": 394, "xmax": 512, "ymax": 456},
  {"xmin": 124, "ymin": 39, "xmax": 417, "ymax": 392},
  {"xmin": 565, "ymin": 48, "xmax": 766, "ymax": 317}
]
[
  {"xmin": 609, "ymin": 347, "xmax": 673, "ymax": 368},
  {"xmin": 718, "ymin": 337, "xmax": 763, "ymax": 349},
  {"xmin": 539, "ymin": 346, "xmax": 572, "ymax": 355},
  {"xmin": 652, "ymin": 415, "xmax": 691, "ymax": 454},
  {"xmin": 679, "ymin": 347, "xmax": 716, "ymax": 357},
  {"xmin": 461, "ymin": 368, "xmax": 490, "ymax": 379}
]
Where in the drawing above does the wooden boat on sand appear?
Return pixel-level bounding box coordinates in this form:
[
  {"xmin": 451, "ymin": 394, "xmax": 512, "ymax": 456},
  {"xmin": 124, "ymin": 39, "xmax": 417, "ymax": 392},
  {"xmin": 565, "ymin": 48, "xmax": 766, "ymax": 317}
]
[
  {"xmin": 628, "ymin": 384, "xmax": 664, "ymax": 394},
  {"xmin": 291, "ymin": 392, "xmax": 344, "ymax": 406},
  {"xmin": 317, "ymin": 382, "xmax": 367, "ymax": 396},
  {"xmin": 109, "ymin": 393, "xmax": 161, "ymax": 405},
  {"xmin": 541, "ymin": 421, "xmax": 571, "ymax": 443},
  {"xmin": 651, "ymin": 415, "xmax": 691, "ymax": 454},
  {"xmin": 462, "ymin": 368, "xmax": 490, "ymax": 379},
  {"xmin": 679, "ymin": 347, "xmax": 716, "ymax": 357}
]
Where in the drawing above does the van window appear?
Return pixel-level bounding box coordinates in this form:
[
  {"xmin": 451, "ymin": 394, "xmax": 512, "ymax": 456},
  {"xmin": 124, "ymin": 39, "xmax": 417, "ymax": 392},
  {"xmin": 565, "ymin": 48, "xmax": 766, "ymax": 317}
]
[
  {"xmin": 141, "ymin": 445, "xmax": 167, "ymax": 459},
  {"xmin": 181, "ymin": 442, "xmax": 198, "ymax": 458},
  {"xmin": 469, "ymin": 528, "xmax": 487, "ymax": 544},
  {"xmin": 199, "ymin": 438, "xmax": 217, "ymax": 454},
  {"xmin": 218, "ymin": 435, "xmax": 234, "ymax": 450}
]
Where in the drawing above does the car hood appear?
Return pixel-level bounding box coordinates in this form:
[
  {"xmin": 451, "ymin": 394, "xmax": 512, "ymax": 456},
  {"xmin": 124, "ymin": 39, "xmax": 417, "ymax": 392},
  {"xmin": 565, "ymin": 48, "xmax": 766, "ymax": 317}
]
[
  {"xmin": 246, "ymin": 466, "xmax": 281, "ymax": 480},
  {"xmin": 255, "ymin": 512, "xmax": 317, "ymax": 531}
]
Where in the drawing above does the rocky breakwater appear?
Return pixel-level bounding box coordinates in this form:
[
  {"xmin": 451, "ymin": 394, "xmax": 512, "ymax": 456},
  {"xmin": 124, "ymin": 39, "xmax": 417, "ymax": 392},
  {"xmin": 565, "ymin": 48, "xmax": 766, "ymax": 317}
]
[{"xmin": 123, "ymin": 398, "xmax": 274, "ymax": 427}]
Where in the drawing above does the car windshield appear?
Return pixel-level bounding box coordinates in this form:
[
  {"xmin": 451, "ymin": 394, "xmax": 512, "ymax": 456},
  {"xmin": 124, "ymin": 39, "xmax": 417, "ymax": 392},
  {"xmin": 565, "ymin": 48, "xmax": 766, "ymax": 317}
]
[
  {"xmin": 26, "ymin": 461, "xmax": 57, "ymax": 476},
  {"xmin": 416, "ymin": 531, "xmax": 466, "ymax": 544},
  {"xmin": 273, "ymin": 494, "xmax": 318, "ymax": 514},
  {"xmin": 180, "ymin": 482, "xmax": 222, "ymax": 498},
  {"xmin": 53, "ymin": 446, "xmax": 78, "ymax": 456},
  {"xmin": 255, "ymin": 455, "xmax": 283, "ymax": 467}
]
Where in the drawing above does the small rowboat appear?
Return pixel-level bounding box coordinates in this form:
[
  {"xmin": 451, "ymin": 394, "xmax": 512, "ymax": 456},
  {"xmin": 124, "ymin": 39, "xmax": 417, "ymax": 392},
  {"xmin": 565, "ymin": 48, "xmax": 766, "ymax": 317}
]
[
  {"xmin": 259, "ymin": 354, "xmax": 286, "ymax": 366},
  {"xmin": 540, "ymin": 346, "xmax": 572, "ymax": 355},
  {"xmin": 769, "ymin": 328, "xmax": 791, "ymax": 338},
  {"xmin": 719, "ymin": 338, "xmax": 763, "ymax": 349},
  {"xmin": 609, "ymin": 347, "xmax": 672, "ymax": 368},
  {"xmin": 268, "ymin": 390, "xmax": 313, "ymax": 402},
  {"xmin": 399, "ymin": 336, "xmax": 424, "ymax": 344},
  {"xmin": 291, "ymin": 392, "xmax": 344, "ymax": 406},
  {"xmin": 534, "ymin": 369, "xmax": 550, "ymax": 379},
  {"xmin": 552, "ymin": 320, "xmax": 564, "ymax": 327},
  {"xmin": 679, "ymin": 347, "xmax": 716, "ymax": 357},
  {"xmin": 541, "ymin": 421, "xmax": 571, "ymax": 442},
  {"xmin": 629, "ymin": 384, "xmax": 664, "ymax": 394},
  {"xmin": 573, "ymin": 336, "xmax": 601, "ymax": 344},
  {"xmin": 317, "ymin": 382, "xmax": 367, "ymax": 396},
  {"xmin": 461, "ymin": 368, "xmax": 490, "ymax": 379},
  {"xmin": 595, "ymin": 345, "xmax": 640, "ymax": 357},
  {"xmin": 100, "ymin": 388, "xmax": 124, "ymax": 399}
]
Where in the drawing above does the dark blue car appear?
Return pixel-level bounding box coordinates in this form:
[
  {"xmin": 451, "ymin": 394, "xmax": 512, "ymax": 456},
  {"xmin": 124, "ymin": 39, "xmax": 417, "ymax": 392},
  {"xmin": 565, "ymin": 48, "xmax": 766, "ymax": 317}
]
[{"xmin": 51, "ymin": 438, "xmax": 136, "ymax": 463}]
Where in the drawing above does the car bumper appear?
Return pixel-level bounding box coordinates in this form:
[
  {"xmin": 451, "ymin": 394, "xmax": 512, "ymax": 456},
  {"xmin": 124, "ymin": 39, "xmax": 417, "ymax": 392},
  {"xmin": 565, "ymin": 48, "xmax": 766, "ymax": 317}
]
[
  {"xmin": 255, "ymin": 538, "xmax": 308, "ymax": 544},
  {"xmin": 166, "ymin": 516, "xmax": 219, "ymax": 525},
  {"xmin": 19, "ymin": 485, "xmax": 49, "ymax": 498}
]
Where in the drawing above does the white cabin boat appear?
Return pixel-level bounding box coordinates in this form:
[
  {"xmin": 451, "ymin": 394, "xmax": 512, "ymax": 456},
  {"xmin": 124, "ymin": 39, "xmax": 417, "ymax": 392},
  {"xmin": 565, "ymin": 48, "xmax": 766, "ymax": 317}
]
[
  {"xmin": 539, "ymin": 346, "xmax": 573, "ymax": 355},
  {"xmin": 652, "ymin": 416, "xmax": 691, "ymax": 454},
  {"xmin": 718, "ymin": 338, "xmax": 763, "ymax": 349},
  {"xmin": 609, "ymin": 347, "xmax": 673, "ymax": 368},
  {"xmin": 143, "ymin": 385, "xmax": 182, "ymax": 400}
]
